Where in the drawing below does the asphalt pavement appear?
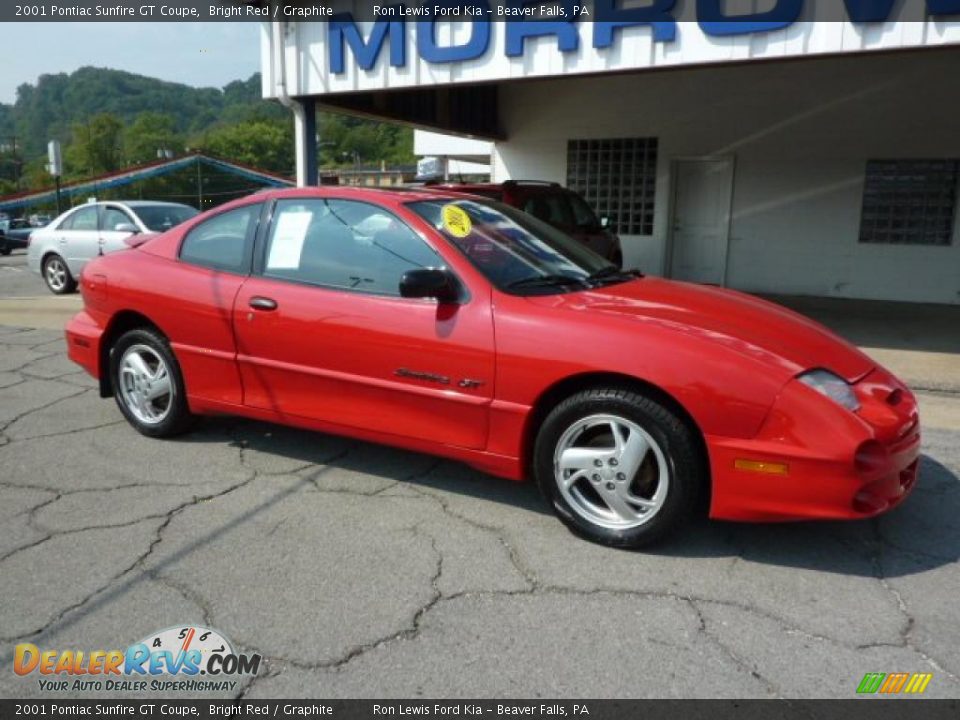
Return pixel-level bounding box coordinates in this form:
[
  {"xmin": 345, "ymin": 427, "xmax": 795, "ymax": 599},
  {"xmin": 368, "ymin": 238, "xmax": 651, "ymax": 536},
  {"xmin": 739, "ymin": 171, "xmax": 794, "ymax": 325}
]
[{"xmin": 0, "ymin": 249, "xmax": 958, "ymax": 699}]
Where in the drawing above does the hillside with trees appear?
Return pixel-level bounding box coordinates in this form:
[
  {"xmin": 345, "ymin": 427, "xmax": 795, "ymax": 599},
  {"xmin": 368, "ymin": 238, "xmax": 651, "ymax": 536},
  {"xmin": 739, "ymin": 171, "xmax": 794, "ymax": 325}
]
[{"xmin": 0, "ymin": 67, "xmax": 415, "ymax": 198}]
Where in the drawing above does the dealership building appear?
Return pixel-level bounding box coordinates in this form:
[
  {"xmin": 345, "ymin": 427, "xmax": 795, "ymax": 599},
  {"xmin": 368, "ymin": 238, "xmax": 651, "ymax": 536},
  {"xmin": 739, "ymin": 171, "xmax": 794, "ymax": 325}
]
[{"xmin": 261, "ymin": 4, "xmax": 960, "ymax": 304}]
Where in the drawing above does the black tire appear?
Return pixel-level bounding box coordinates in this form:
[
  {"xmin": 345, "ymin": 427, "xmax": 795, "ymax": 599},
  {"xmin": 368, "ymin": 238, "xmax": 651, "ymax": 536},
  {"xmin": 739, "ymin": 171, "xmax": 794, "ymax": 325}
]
[
  {"xmin": 534, "ymin": 386, "xmax": 705, "ymax": 548},
  {"xmin": 42, "ymin": 253, "xmax": 77, "ymax": 294},
  {"xmin": 109, "ymin": 327, "xmax": 194, "ymax": 438},
  {"xmin": 0, "ymin": 246, "xmax": 11, "ymax": 256}
]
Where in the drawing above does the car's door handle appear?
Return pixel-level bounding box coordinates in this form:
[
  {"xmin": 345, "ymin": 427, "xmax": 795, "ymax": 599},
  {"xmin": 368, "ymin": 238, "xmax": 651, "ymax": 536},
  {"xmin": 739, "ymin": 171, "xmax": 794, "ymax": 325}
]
[{"xmin": 248, "ymin": 296, "xmax": 278, "ymax": 311}]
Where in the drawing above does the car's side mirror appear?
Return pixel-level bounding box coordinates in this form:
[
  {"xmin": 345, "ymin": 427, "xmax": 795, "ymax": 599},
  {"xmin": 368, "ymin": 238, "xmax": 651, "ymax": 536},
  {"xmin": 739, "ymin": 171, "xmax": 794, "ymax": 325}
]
[
  {"xmin": 114, "ymin": 223, "xmax": 139, "ymax": 235},
  {"xmin": 399, "ymin": 268, "xmax": 460, "ymax": 304},
  {"xmin": 599, "ymin": 217, "xmax": 610, "ymax": 229}
]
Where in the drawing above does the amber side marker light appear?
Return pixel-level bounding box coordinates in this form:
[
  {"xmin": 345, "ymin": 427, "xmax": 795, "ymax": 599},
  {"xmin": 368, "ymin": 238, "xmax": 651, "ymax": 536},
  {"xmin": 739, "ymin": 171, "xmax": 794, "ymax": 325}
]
[{"xmin": 734, "ymin": 459, "xmax": 789, "ymax": 475}]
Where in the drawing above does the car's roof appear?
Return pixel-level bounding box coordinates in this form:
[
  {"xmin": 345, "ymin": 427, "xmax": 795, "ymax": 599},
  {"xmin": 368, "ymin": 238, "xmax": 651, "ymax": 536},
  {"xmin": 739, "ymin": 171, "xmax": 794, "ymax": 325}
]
[
  {"xmin": 429, "ymin": 181, "xmax": 569, "ymax": 196},
  {"xmin": 61, "ymin": 200, "xmax": 193, "ymax": 211},
  {"xmin": 430, "ymin": 183, "xmax": 501, "ymax": 191},
  {"xmin": 260, "ymin": 186, "xmax": 481, "ymax": 204},
  {"xmin": 113, "ymin": 200, "xmax": 194, "ymax": 208}
]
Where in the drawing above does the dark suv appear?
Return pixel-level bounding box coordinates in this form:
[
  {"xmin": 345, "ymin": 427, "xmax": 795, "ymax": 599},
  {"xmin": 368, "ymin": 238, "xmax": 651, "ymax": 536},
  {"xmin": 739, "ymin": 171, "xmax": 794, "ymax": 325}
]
[{"xmin": 426, "ymin": 180, "xmax": 623, "ymax": 267}]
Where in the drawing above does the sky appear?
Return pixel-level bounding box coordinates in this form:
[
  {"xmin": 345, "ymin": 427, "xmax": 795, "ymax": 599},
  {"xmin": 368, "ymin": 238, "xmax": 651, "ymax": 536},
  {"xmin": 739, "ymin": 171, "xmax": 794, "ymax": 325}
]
[{"xmin": 0, "ymin": 22, "xmax": 262, "ymax": 104}]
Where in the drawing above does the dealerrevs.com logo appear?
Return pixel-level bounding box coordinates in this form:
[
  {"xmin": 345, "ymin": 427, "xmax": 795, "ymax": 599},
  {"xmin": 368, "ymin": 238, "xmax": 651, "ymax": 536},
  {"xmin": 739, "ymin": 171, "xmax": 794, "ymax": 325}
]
[{"xmin": 14, "ymin": 625, "xmax": 261, "ymax": 693}]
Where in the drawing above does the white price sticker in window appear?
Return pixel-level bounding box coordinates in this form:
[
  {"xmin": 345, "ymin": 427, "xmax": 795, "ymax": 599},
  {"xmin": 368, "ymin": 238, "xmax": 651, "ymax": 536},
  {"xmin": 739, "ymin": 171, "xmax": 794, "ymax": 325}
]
[{"xmin": 267, "ymin": 211, "xmax": 313, "ymax": 270}]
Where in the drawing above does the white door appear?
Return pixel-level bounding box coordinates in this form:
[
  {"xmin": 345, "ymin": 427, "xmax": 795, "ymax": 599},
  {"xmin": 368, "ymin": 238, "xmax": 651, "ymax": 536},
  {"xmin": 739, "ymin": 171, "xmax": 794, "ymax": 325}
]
[
  {"xmin": 59, "ymin": 205, "xmax": 101, "ymax": 276},
  {"xmin": 669, "ymin": 158, "xmax": 735, "ymax": 285}
]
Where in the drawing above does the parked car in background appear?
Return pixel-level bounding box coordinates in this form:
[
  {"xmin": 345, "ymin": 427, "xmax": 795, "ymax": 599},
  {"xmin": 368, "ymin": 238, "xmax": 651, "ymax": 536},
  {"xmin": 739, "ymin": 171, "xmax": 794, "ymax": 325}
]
[
  {"xmin": 28, "ymin": 201, "xmax": 198, "ymax": 294},
  {"xmin": 65, "ymin": 187, "xmax": 919, "ymax": 548},
  {"xmin": 0, "ymin": 218, "xmax": 35, "ymax": 255},
  {"xmin": 426, "ymin": 180, "xmax": 624, "ymax": 267},
  {"xmin": 29, "ymin": 214, "xmax": 52, "ymax": 228}
]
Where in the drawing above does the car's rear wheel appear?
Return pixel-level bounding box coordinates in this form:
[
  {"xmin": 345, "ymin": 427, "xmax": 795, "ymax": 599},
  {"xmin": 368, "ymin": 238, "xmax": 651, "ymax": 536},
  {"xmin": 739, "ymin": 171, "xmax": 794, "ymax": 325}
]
[
  {"xmin": 0, "ymin": 245, "xmax": 11, "ymax": 256},
  {"xmin": 534, "ymin": 387, "xmax": 704, "ymax": 548},
  {"xmin": 42, "ymin": 254, "xmax": 76, "ymax": 294},
  {"xmin": 110, "ymin": 328, "xmax": 194, "ymax": 438}
]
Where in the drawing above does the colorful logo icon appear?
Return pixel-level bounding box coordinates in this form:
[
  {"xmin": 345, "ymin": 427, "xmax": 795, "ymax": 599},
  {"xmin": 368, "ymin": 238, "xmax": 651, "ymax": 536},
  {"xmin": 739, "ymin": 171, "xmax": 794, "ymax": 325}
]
[{"xmin": 857, "ymin": 672, "xmax": 933, "ymax": 695}]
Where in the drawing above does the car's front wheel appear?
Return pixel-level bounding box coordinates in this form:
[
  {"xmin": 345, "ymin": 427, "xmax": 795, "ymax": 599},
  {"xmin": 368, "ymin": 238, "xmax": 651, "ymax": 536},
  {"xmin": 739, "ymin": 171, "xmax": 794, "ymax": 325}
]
[
  {"xmin": 110, "ymin": 328, "xmax": 194, "ymax": 438},
  {"xmin": 42, "ymin": 254, "xmax": 77, "ymax": 294},
  {"xmin": 534, "ymin": 387, "xmax": 705, "ymax": 548}
]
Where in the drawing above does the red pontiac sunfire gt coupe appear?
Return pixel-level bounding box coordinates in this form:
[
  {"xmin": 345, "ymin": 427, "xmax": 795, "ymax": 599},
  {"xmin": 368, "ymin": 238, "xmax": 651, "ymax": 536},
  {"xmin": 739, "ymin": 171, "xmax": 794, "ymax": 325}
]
[{"xmin": 64, "ymin": 187, "xmax": 920, "ymax": 547}]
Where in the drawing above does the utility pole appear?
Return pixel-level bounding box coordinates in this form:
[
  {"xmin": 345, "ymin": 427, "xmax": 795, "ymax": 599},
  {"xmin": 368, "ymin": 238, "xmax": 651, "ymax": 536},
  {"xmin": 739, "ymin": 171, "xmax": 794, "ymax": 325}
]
[
  {"xmin": 47, "ymin": 141, "xmax": 63, "ymax": 215},
  {"xmin": 196, "ymin": 156, "xmax": 203, "ymax": 209}
]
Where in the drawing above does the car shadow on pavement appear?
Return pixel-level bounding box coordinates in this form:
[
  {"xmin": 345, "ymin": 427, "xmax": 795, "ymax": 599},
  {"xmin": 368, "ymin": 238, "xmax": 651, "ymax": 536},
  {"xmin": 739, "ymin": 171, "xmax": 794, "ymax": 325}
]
[
  {"xmin": 190, "ymin": 416, "xmax": 552, "ymax": 517},
  {"xmin": 184, "ymin": 418, "xmax": 958, "ymax": 580}
]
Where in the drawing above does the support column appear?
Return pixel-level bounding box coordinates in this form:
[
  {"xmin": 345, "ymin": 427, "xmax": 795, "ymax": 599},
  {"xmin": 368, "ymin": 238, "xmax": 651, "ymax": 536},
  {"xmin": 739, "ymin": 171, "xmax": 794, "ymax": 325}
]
[{"xmin": 292, "ymin": 97, "xmax": 318, "ymax": 187}]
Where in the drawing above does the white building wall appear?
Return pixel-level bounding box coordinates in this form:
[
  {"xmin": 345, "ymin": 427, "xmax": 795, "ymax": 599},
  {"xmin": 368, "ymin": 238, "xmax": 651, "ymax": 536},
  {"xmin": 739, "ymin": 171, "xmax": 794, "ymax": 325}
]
[
  {"xmin": 262, "ymin": 14, "xmax": 960, "ymax": 100},
  {"xmin": 492, "ymin": 50, "xmax": 960, "ymax": 304}
]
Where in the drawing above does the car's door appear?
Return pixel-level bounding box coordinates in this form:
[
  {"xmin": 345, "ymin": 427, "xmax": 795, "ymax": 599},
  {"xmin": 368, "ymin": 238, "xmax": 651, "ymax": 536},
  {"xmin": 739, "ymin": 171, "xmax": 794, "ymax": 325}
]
[
  {"xmin": 165, "ymin": 202, "xmax": 262, "ymax": 407},
  {"xmin": 58, "ymin": 205, "xmax": 100, "ymax": 275},
  {"xmin": 98, "ymin": 205, "xmax": 140, "ymax": 256},
  {"xmin": 232, "ymin": 197, "xmax": 495, "ymax": 450}
]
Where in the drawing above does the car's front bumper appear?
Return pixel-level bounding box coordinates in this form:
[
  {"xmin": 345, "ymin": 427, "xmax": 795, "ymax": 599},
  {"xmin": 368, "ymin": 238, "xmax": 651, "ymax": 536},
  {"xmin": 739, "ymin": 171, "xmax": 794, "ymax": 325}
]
[{"xmin": 707, "ymin": 366, "xmax": 920, "ymax": 522}]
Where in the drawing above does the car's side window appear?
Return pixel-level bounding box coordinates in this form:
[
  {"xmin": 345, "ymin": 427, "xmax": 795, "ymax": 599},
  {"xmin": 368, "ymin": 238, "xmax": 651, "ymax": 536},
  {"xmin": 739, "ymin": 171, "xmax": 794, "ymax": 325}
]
[
  {"xmin": 180, "ymin": 204, "xmax": 259, "ymax": 273},
  {"xmin": 62, "ymin": 207, "xmax": 98, "ymax": 231},
  {"xmin": 524, "ymin": 194, "xmax": 574, "ymax": 227},
  {"xmin": 101, "ymin": 207, "xmax": 134, "ymax": 232},
  {"xmin": 262, "ymin": 199, "xmax": 443, "ymax": 297},
  {"xmin": 568, "ymin": 194, "xmax": 597, "ymax": 228}
]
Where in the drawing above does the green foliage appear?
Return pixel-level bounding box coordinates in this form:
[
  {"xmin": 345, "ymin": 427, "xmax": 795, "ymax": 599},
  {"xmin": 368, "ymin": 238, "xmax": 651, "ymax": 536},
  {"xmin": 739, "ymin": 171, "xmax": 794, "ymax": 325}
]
[
  {"xmin": 319, "ymin": 114, "xmax": 415, "ymax": 167},
  {"xmin": 0, "ymin": 67, "xmax": 415, "ymax": 196},
  {"xmin": 124, "ymin": 112, "xmax": 184, "ymax": 165},
  {"xmin": 197, "ymin": 119, "xmax": 294, "ymax": 175},
  {"xmin": 67, "ymin": 113, "xmax": 125, "ymax": 176}
]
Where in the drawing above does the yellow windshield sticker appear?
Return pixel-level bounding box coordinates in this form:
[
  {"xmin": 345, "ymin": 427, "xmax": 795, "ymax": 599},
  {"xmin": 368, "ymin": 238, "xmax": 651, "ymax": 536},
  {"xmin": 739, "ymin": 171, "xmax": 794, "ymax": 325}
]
[{"xmin": 441, "ymin": 204, "xmax": 472, "ymax": 238}]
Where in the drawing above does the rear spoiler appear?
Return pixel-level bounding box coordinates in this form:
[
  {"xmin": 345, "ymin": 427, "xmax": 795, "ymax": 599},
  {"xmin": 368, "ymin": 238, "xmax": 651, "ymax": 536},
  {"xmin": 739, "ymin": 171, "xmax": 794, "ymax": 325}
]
[{"xmin": 123, "ymin": 234, "xmax": 153, "ymax": 249}]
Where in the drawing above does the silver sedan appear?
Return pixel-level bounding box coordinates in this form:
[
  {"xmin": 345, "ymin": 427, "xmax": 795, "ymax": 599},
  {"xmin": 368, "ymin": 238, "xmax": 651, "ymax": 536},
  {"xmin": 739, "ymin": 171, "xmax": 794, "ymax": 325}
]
[{"xmin": 27, "ymin": 200, "xmax": 198, "ymax": 294}]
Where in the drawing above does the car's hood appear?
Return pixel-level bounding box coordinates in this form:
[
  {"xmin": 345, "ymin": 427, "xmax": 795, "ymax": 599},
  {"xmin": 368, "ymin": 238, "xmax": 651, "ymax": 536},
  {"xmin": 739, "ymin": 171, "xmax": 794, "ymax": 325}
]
[{"xmin": 525, "ymin": 278, "xmax": 874, "ymax": 383}]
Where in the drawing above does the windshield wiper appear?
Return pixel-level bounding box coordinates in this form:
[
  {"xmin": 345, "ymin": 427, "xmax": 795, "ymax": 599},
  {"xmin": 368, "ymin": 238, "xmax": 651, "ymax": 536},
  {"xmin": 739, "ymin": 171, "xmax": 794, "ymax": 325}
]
[
  {"xmin": 586, "ymin": 266, "xmax": 624, "ymax": 281},
  {"xmin": 585, "ymin": 266, "xmax": 643, "ymax": 286},
  {"xmin": 506, "ymin": 274, "xmax": 588, "ymax": 290}
]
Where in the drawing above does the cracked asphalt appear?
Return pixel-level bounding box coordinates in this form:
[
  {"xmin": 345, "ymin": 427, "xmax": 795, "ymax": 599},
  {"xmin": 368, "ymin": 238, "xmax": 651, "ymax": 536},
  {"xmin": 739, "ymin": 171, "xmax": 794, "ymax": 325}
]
[{"xmin": 1, "ymin": 252, "xmax": 959, "ymax": 699}]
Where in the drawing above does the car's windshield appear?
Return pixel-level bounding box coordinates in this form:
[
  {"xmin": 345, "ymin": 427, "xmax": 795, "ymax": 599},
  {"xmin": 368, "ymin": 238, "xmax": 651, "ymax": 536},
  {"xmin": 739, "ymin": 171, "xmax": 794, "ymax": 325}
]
[
  {"xmin": 133, "ymin": 205, "xmax": 199, "ymax": 232},
  {"xmin": 407, "ymin": 198, "xmax": 629, "ymax": 295}
]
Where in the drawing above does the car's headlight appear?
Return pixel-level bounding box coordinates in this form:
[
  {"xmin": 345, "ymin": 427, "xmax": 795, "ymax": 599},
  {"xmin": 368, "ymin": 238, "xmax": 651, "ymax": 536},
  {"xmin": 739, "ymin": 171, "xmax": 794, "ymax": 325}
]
[{"xmin": 798, "ymin": 369, "xmax": 860, "ymax": 412}]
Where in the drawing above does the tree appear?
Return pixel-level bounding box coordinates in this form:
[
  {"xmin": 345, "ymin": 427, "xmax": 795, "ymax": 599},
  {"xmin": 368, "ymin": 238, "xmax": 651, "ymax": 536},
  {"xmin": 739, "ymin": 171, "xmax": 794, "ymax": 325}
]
[
  {"xmin": 198, "ymin": 119, "xmax": 294, "ymax": 174},
  {"xmin": 124, "ymin": 112, "xmax": 183, "ymax": 165},
  {"xmin": 68, "ymin": 113, "xmax": 124, "ymax": 176}
]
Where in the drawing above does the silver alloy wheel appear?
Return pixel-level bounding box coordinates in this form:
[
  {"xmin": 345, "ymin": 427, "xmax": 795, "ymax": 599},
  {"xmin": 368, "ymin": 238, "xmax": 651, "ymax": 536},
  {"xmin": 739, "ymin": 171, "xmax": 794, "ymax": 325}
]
[
  {"xmin": 45, "ymin": 257, "xmax": 68, "ymax": 292},
  {"xmin": 553, "ymin": 414, "xmax": 669, "ymax": 530},
  {"xmin": 118, "ymin": 344, "xmax": 173, "ymax": 425}
]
